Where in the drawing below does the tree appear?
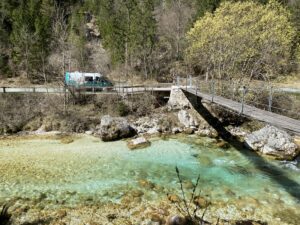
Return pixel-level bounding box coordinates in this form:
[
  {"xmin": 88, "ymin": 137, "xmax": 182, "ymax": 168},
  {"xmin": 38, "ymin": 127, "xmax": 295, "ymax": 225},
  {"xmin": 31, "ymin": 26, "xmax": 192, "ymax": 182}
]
[
  {"xmin": 129, "ymin": 0, "xmax": 156, "ymax": 78},
  {"xmin": 194, "ymin": 0, "xmax": 221, "ymax": 18},
  {"xmin": 153, "ymin": 0, "xmax": 195, "ymax": 81},
  {"xmin": 10, "ymin": 0, "xmax": 53, "ymax": 82},
  {"xmin": 185, "ymin": 0, "xmax": 297, "ymax": 86}
]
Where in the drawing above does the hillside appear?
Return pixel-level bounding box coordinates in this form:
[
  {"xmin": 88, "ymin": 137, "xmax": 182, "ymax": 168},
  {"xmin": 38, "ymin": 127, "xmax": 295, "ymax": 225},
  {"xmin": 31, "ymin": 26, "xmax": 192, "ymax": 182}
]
[{"xmin": 0, "ymin": 0, "xmax": 299, "ymax": 86}]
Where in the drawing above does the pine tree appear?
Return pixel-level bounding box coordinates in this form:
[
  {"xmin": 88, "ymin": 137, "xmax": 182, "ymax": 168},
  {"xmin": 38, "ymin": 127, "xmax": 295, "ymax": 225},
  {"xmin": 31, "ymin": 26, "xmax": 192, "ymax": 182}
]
[
  {"xmin": 131, "ymin": 0, "xmax": 156, "ymax": 78},
  {"xmin": 10, "ymin": 0, "xmax": 53, "ymax": 82}
]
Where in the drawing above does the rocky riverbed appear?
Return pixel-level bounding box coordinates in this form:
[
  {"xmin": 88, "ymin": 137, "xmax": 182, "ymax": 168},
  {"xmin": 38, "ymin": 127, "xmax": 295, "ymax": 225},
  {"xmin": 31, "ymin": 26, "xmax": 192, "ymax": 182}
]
[{"xmin": 0, "ymin": 135, "xmax": 300, "ymax": 225}]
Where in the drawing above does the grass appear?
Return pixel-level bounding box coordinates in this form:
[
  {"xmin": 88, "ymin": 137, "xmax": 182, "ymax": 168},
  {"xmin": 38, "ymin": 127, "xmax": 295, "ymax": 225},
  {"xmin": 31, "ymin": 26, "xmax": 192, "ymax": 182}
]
[{"xmin": 274, "ymin": 73, "xmax": 300, "ymax": 88}]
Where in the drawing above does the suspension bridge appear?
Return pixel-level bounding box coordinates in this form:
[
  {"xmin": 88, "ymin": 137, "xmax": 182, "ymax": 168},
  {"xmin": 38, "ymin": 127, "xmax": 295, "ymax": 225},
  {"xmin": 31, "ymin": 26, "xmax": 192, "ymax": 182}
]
[{"xmin": 1, "ymin": 81, "xmax": 300, "ymax": 135}]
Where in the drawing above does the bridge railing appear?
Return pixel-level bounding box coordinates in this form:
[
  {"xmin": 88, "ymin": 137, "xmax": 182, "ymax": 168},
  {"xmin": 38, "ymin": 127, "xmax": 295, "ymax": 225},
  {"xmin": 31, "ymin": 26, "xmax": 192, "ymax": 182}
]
[
  {"xmin": 0, "ymin": 83, "xmax": 173, "ymax": 95},
  {"xmin": 182, "ymin": 77, "xmax": 300, "ymax": 120}
]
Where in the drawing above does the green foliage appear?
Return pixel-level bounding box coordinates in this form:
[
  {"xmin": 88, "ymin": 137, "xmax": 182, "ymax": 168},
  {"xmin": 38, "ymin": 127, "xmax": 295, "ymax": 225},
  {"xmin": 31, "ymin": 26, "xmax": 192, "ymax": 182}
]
[
  {"xmin": 0, "ymin": 0, "xmax": 298, "ymax": 82},
  {"xmin": 0, "ymin": 54, "xmax": 10, "ymax": 77},
  {"xmin": 93, "ymin": 0, "xmax": 156, "ymax": 71},
  {"xmin": 194, "ymin": 0, "xmax": 221, "ymax": 18},
  {"xmin": 117, "ymin": 101, "xmax": 130, "ymax": 116},
  {"xmin": 186, "ymin": 0, "xmax": 297, "ymax": 83},
  {"xmin": 296, "ymin": 44, "xmax": 300, "ymax": 71},
  {"xmin": 9, "ymin": 0, "xmax": 53, "ymax": 80}
]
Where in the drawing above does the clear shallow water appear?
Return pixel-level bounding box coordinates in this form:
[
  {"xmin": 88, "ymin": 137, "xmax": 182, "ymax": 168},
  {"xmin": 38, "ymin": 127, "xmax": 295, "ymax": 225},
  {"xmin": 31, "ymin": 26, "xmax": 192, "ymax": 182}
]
[{"xmin": 0, "ymin": 135, "xmax": 299, "ymax": 220}]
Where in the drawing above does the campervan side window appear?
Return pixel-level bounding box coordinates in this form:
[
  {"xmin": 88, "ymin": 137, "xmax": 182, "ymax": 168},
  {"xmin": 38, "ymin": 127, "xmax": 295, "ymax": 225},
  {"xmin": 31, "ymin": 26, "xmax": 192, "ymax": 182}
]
[{"xmin": 85, "ymin": 76, "xmax": 93, "ymax": 82}]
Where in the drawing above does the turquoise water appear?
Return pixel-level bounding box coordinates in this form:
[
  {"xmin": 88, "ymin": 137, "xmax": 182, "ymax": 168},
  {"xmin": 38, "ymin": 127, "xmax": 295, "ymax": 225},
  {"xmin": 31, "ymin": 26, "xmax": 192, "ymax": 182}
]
[{"xmin": 0, "ymin": 135, "xmax": 299, "ymax": 223}]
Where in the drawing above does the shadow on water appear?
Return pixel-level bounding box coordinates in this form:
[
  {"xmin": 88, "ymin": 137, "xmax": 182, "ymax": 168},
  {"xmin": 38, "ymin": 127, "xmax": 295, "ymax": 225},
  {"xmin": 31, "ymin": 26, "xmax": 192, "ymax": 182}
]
[{"xmin": 183, "ymin": 90, "xmax": 300, "ymax": 202}]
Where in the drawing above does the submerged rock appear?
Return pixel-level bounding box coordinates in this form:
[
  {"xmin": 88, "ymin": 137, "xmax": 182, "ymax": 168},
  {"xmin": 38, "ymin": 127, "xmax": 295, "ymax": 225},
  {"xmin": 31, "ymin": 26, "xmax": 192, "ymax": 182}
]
[
  {"xmin": 127, "ymin": 136, "xmax": 151, "ymax": 150},
  {"xmin": 138, "ymin": 179, "xmax": 155, "ymax": 189},
  {"xmin": 216, "ymin": 140, "xmax": 230, "ymax": 149},
  {"xmin": 167, "ymin": 216, "xmax": 188, "ymax": 225},
  {"xmin": 96, "ymin": 115, "xmax": 136, "ymax": 141},
  {"xmin": 245, "ymin": 125, "xmax": 299, "ymax": 160},
  {"xmin": 193, "ymin": 196, "xmax": 210, "ymax": 208}
]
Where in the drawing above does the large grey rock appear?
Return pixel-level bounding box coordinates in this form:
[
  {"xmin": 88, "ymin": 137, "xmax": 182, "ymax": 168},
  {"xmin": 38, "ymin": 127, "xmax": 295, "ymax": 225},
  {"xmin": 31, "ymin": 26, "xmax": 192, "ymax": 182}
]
[
  {"xmin": 245, "ymin": 125, "xmax": 299, "ymax": 160},
  {"xmin": 97, "ymin": 115, "xmax": 136, "ymax": 141},
  {"xmin": 178, "ymin": 110, "xmax": 198, "ymax": 128}
]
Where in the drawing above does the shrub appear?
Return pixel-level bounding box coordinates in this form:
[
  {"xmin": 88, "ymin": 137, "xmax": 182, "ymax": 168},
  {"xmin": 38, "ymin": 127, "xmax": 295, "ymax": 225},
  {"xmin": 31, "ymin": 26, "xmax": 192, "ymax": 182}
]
[{"xmin": 117, "ymin": 102, "xmax": 130, "ymax": 117}]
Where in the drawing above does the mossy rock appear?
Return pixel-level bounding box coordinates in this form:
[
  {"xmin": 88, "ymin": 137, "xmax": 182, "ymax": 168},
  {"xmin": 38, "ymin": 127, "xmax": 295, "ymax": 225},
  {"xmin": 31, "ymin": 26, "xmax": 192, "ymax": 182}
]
[
  {"xmin": 215, "ymin": 140, "xmax": 230, "ymax": 149},
  {"xmin": 59, "ymin": 135, "xmax": 74, "ymax": 144}
]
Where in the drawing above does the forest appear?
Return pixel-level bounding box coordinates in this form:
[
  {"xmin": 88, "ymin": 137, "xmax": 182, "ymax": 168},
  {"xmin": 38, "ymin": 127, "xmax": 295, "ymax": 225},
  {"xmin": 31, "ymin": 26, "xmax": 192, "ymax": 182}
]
[{"xmin": 0, "ymin": 0, "xmax": 299, "ymax": 84}]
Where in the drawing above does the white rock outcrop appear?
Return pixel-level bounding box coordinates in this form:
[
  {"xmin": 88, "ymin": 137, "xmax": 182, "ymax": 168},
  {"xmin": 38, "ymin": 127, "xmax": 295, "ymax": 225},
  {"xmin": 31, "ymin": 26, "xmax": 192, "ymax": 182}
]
[
  {"xmin": 245, "ymin": 125, "xmax": 299, "ymax": 160},
  {"xmin": 168, "ymin": 86, "xmax": 190, "ymax": 109},
  {"xmin": 132, "ymin": 117, "xmax": 161, "ymax": 134},
  {"xmin": 178, "ymin": 110, "xmax": 198, "ymax": 128}
]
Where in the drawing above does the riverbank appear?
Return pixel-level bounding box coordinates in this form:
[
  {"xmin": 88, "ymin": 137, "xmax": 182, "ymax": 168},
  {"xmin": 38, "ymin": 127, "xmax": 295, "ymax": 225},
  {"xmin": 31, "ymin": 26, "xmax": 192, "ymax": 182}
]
[{"xmin": 1, "ymin": 89, "xmax": 299, "ymax": 160}]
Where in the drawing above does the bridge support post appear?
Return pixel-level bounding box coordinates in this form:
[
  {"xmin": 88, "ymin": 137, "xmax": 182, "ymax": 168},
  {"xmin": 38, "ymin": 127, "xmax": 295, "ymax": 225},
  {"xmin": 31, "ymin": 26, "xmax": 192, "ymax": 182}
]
[
  {"xmin": 186, "ymin": 74, "xmax": 188, "ymax": 91},
  {"xmin": 63, "ymin": 86, "xmax": 67, "ymax": 113},
  {"xmin": 241, "ymin": 86, "xmax": 246, "ymax": 114},
  {"xmin": 268, "ymin": 86, "xmax": 273, "ymax": 112},
  {"xmin": 210, "ymin": 80, "xmax": 215, "ymax": 102},
  {"xmin": 195, "ymin": 87, "xmax": 198, "ymax": 106}
]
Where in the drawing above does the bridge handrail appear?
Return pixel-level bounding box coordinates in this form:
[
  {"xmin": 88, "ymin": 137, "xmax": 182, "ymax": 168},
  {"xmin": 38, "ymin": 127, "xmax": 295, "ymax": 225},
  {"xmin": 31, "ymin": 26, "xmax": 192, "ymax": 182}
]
[{"xmin": 181, "ymin": 77, "xmax": 300, "ymax": 120}]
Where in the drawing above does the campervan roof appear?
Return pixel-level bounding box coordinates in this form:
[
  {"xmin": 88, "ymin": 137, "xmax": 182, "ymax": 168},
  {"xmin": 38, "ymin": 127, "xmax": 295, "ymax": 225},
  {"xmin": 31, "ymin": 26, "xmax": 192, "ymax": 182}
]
[{"xmin": 69, "ymin": 71, "xmax": 103, "ymax": 77}]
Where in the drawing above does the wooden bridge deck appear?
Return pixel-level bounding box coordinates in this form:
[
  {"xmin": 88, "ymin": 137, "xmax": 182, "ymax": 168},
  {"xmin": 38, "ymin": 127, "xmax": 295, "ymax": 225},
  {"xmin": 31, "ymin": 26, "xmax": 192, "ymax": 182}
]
[
  {"xmin": 185, "ymin": 88, "xmax": 300, "ymax": 135},
  {"xmin": 0, "ymin": 86, "xmax": 171, "ymax": 94}
]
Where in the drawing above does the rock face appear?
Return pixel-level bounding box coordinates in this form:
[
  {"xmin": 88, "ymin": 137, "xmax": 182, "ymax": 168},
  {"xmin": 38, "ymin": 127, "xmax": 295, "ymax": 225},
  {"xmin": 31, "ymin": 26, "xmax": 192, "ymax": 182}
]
[
  {"xmin": 168, "ymin": 86, "xmax": 190, "ymax": 109},
  {"xmin": 245, "ymin": 125, "xmax": 299, "ymax": 160},
  {"xmin": 177, "ymin": 110, "xmax": 198, "ymax": 128},
  {"xmin": 127, "ymin": 137, "xmax": 151, "ymax": 150},
  {"xmin": 132, "ymin": 117, "xmax": 161, "ymax": 134},
  {"xmin": 97, "ymin": 115, "xmax": 136, "ymax": 141}
]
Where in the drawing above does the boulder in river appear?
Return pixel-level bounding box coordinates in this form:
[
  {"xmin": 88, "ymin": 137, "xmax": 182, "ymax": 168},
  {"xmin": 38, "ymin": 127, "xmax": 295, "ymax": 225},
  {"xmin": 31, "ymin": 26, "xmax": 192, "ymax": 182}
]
[
  {"xmin": 245, "ymin": 125, "xmax": 299, "ymax": 160},
  {"xmin": 97, "ymin": 115, "xmax": 136, "ymax": 141},
  {"xmin": 127, "ymin": 136, "xmax": 150, "ymax": 150}
]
